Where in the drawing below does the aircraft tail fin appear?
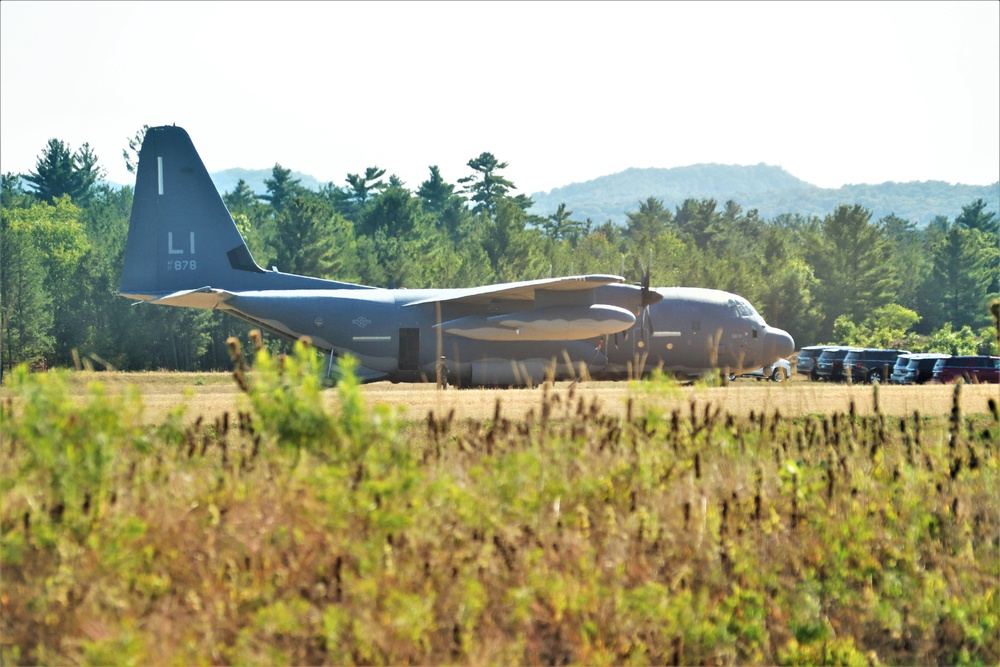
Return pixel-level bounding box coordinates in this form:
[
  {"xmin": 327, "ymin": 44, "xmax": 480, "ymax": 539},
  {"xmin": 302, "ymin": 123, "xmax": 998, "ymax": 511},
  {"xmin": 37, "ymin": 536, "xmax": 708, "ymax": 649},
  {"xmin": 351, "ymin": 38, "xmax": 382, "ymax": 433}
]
[{"xmin": 119, "ymin": 125, "xmax": 367, "ymax": 301}]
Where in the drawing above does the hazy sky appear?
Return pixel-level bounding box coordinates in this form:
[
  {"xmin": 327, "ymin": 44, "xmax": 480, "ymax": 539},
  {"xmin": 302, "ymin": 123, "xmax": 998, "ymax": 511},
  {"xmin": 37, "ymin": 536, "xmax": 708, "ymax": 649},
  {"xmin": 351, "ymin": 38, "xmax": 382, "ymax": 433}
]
[{"xmin": 2, "ymin": 1, "xmax": 998, "ymax": 196}]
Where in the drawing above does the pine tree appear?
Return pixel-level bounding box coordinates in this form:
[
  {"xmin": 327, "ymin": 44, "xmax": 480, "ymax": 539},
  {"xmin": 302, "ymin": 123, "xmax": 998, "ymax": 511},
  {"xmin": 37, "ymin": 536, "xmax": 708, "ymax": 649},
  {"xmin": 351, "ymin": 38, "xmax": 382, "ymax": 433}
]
[
  {"xmin": 955, "ymin": 198, "xmax": 999, "ymax": 236},
  {"xmin": 542, "ymin": 203, "xmax": 587, "ymax": 243},
  {"xmin": 270, "ymin": 195, "xmax": 351, "ymax": 279},
  {"xmin": 931, "ymin": 222, "xmax": 995, "ymax": 330},
  {"xmin": 258, "ymin": 164, "xmax": 304, "ymax": 214},
  {"xmin": 417, "ymin": 166, "xmax": 469, "ymax": 242},
  {"xmin": 625, "ymin": 197, "xmax": 672, "ymax": 250},
  {"xmin": 345, "ymin": 167, "xmax": 387, "ymax": 206},
  {"xmin": 807, "ymin": 204, "xmax": 900, "ymax": 340},
  {"xmin": 458, "ymin": 152, "xmax": 516, "ymax": 218},
  {"xmin": 123, "ymin": 125, "xmax": 149, "ymax": 175},
  {"xmin": 23, "ymin": 139, "xmax": 105, "ymax": 205}
]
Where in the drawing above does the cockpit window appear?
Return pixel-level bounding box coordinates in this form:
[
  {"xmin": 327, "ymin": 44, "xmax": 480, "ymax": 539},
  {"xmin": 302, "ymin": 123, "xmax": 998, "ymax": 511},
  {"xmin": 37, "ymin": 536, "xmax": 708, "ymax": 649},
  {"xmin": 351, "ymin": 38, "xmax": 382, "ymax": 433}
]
[{"xmin": 728, "ymin": 298, "xmax": 759, "ymax": 319}]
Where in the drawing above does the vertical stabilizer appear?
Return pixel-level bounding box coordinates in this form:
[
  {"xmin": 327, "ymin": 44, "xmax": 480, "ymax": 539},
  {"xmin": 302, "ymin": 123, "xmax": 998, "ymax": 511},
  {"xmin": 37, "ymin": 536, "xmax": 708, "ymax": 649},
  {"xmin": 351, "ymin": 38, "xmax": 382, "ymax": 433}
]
[
  {"xmin": 120, "ymin": 125, "xmax": 265, "ymax": 298},
  {"xmin": 118, "ymin": 125, "xmax": 368, "ymax": 300}
]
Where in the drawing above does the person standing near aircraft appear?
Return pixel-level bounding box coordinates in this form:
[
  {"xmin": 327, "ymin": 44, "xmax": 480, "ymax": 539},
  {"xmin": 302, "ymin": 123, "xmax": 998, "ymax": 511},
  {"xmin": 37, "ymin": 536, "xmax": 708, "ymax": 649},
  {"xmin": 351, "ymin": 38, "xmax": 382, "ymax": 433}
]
[{"xmin": 437, "ymin": 356, "xmax": 449, "ymax": 389}]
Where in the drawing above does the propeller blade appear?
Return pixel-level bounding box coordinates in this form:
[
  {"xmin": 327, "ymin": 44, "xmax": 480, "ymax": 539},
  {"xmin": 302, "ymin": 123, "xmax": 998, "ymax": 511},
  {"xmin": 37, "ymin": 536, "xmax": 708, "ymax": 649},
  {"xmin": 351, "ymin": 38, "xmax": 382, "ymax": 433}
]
[{"xmin": 638, "ymin": 254, "xmax": 662, "ymax": 307}]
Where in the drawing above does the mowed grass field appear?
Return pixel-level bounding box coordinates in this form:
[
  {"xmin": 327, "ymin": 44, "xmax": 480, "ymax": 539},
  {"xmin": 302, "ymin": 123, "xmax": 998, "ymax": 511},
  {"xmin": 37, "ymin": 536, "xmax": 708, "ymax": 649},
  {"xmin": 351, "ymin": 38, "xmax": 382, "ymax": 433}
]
[{"xmin": 37, "ymin": 369, "xmax": 1000, "ymax": 424}]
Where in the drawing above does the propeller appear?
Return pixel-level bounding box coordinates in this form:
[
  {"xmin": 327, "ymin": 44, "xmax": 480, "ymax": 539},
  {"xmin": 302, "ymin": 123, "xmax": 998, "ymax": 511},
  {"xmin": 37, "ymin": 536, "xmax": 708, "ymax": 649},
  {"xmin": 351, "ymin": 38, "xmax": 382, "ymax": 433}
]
[{"xmin": 636, "ymin": 256, "xmax": 662, "ymax": 341}]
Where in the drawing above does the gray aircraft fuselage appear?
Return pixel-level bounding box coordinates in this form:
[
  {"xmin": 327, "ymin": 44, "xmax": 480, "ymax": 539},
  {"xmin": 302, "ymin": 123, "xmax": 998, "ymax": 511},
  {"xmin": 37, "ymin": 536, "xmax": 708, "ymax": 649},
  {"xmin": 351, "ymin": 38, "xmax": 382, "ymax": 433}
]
[
  {"xmin": 117, "ymin": 126, "xmax": 794, "ymax": 385},
  {"xmin": 211, "ymin": 285, "xmax": 786, "ymax": 385}
]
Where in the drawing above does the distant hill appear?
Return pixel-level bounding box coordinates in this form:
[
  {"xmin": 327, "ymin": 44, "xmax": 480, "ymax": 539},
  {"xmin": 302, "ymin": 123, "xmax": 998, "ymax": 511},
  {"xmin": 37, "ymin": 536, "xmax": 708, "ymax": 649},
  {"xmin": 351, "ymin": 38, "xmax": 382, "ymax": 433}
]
[
  {"xmin": 526, "ymin": 164, "xmax": 1000, "ymax": 227},
  {"xmin": 209, "ymin": 168, "xmax": 324, "ymax": 196},
  {"xmin": 94, "ymin": 168, "xmax": 326, "ymax": 195},
  {"xmin": 94, "ymin": 163, "xmax": 1000, "ymax": 227}
]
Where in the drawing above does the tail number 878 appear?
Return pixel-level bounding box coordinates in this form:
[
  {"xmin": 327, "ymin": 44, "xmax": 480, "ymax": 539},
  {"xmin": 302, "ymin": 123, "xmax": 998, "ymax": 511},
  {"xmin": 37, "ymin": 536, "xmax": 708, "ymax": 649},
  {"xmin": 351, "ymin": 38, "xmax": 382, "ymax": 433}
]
[{"xmin": 166, "ymin": 260, "xmax": 197, "ymax": 271}]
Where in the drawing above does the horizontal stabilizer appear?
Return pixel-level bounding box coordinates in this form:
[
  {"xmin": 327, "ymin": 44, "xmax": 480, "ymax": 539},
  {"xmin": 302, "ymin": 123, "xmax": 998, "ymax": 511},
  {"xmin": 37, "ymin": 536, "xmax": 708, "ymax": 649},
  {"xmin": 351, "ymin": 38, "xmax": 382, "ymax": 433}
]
[{"xmin": 132, "ymin": 286, "xmax": 236, "ymax": 309}]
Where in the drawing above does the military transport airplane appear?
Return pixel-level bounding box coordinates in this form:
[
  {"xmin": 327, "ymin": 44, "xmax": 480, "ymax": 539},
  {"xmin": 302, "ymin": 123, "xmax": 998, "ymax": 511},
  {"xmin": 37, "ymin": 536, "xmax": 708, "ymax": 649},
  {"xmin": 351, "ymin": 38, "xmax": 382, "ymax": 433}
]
[{"xmin": 117, "ymin": 126, "xmax": 794, "ymax": 386}]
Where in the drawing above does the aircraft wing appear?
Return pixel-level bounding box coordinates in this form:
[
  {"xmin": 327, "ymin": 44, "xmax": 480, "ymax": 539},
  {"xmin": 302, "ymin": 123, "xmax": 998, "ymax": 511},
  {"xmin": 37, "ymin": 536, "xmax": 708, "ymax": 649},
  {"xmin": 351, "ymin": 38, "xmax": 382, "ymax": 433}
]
[{"xmin": 404, "ymin": 274, "xmax": 625, "ymax": 307}]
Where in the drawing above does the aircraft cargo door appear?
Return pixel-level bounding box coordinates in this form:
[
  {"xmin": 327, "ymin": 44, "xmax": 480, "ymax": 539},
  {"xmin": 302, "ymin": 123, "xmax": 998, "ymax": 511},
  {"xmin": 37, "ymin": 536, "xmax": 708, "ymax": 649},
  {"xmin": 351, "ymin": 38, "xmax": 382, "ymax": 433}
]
[{"xmin": 399, "ymin": 328, "xmax": 420, "ymax": 371}]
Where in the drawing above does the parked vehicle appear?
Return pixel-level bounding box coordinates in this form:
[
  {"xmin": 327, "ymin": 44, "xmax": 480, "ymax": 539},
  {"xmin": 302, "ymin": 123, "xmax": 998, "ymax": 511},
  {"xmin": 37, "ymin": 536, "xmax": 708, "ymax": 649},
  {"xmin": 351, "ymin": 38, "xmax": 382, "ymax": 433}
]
[
  {"xmin": 931, "ymin": 356, "xmax": 1000, "ymax": 384},
  {"xmin": 795, "ymin": 346, "xmax": 835, "ymax": 380},
  {"xmin": 741, "ymin": 358, "xmax": 791, "ymax": 382},
  {"xmin": 814, "ymin": 347, "xmax": 854, "ymax": 382},
  {"xmin": 889, "ymin": 354, "xmax": 915, "ymax": 384},
  {"xmin": 843, "ymin": 348, "xmax": 910, "ymax": 384},
  {"xmin": 902, "ymin": 354, "xmax": 950, "ymax": 385}
]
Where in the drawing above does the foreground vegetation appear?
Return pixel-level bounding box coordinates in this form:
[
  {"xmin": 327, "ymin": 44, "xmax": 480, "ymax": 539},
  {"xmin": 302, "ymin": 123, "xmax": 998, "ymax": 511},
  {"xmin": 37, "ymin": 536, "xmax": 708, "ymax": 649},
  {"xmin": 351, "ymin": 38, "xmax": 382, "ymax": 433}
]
[{"xmin": 2, "ymin": 340, "xmax": 998, "ymax": 665}]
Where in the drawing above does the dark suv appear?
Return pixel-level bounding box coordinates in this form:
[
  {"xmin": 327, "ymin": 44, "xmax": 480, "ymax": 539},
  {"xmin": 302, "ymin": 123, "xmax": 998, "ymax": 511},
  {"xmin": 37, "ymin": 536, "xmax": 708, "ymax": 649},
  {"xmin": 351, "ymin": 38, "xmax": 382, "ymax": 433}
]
[
  {"xmin": 813, "ymin": 347, "xmax": 854, "ymax": 382},
  {"xmin": 903, "ymin": 354, "xmax": 950, "ymax": 385},
  {"xmin": 796, "ymin": 346, "xmax": 835, "ymax": 380},
  {"xmin": 931, "ymin": 356, "xmax": 1000, "ymax": 384},
  {"xmin": 843, "ymin": 348, "xmax": 910, "ymax": 384}
]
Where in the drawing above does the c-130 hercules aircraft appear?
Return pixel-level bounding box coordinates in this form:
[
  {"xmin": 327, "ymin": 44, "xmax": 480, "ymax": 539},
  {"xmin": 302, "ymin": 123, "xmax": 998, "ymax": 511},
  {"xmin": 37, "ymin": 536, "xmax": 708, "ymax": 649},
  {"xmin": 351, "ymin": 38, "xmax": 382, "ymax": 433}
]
[{"xmin": 118, "ymin": 126, "xmax": 795, "ymax": 386}]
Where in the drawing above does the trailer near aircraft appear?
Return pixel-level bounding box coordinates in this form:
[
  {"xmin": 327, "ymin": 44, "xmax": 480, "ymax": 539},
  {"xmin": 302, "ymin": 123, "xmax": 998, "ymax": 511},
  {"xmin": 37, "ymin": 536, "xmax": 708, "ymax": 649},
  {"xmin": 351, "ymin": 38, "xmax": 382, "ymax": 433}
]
[{"xmin": 117, "ymin": 126, "xmax": 794, "ymax": 385}]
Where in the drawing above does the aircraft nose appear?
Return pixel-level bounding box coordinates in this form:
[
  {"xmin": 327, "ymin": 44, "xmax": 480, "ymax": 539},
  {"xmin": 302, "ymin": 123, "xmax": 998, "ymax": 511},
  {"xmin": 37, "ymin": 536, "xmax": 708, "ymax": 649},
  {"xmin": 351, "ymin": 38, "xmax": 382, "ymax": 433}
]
[{"xmin": 764, "ymin": 327, "xmax": 795, "ymax": 363}]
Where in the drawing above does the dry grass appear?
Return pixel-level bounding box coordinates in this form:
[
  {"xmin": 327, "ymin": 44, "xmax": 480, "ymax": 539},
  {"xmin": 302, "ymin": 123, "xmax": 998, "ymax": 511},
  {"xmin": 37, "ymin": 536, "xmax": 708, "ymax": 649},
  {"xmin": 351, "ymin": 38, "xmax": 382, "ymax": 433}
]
[
  {"xmin": 17, "ymin": 370, "xmax": 999, "ymax": 424},
  {"xmin": 357, "ymin": 376, "xmax": 1000, "ymax": 422}
]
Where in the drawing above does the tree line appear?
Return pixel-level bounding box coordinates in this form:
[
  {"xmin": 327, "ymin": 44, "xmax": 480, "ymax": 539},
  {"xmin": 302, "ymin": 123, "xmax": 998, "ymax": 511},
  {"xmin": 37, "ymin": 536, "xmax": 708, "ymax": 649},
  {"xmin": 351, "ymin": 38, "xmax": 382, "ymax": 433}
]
[{"xmin": 2, "ymin": 134, "xmax": 998, "ymax": 374}]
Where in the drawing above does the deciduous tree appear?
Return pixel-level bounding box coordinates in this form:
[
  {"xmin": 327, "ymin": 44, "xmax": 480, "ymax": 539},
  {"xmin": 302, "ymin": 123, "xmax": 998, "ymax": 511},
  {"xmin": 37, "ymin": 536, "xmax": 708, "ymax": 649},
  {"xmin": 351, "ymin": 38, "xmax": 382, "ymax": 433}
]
[
  {"xmin": 4, "ymin": 197, "xmax": 90, "ymax": 363},
  {"xmin": 0, "ymin": 215, "xmax": 53, "ymax": 373}
]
